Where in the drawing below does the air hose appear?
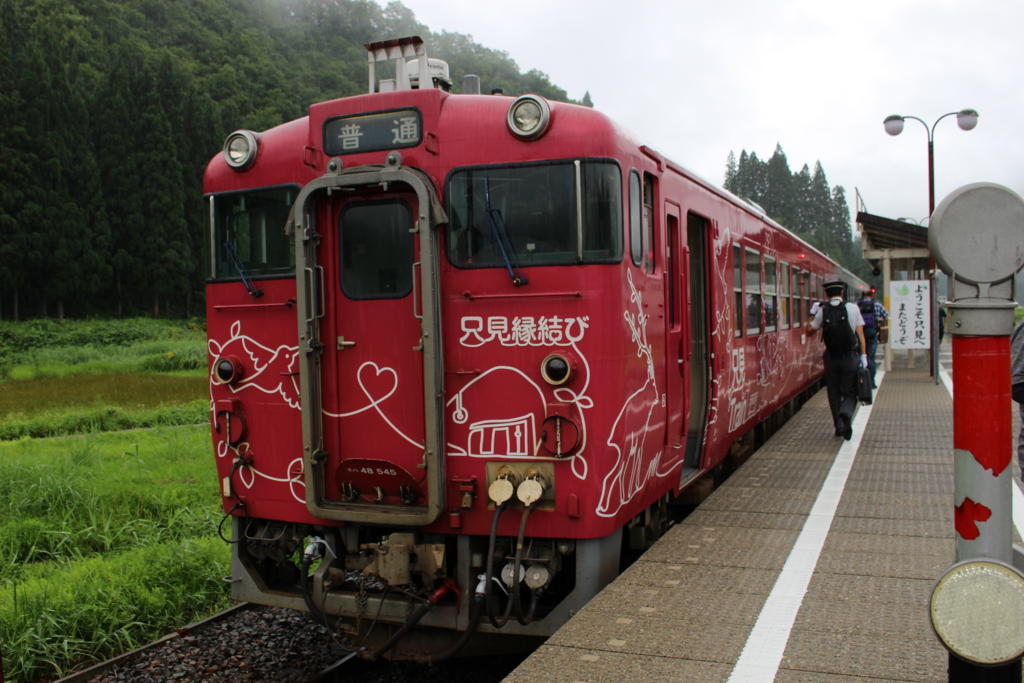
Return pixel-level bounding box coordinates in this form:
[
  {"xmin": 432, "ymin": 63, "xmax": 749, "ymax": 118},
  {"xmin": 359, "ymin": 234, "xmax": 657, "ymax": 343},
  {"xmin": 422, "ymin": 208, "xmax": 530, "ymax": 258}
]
[
  {"xmin": 483, "ymin": 500, "xmax": 516, "ymax": 627},
  {"xmin": 484, "ymin": 501, "xmax": 535, "ymax": 627},
  {"xmin": 508, "ymin": 505, "xmax": 534, "ymax": 625},
  {"xmin": 414, "ymin": 575, "xmax": 488, "ymax": 664},
  {"xmin": 370, "ymin": 579, "xmax": 457, "ymax": 660}
]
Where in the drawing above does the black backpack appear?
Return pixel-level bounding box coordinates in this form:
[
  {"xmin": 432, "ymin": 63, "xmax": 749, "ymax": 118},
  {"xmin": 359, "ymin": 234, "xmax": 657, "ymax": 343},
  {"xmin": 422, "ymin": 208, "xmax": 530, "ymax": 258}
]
[{"xmin": 822, "ymin": 303, "xmax": 856, "ymax": 354}]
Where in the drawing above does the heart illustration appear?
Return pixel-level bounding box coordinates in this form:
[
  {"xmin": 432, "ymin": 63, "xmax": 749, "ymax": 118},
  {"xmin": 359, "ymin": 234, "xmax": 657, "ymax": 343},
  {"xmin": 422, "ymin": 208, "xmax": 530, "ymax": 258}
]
[{"xmin": 357, "ymin": 362, "xmax": 399, "ymax": 407}]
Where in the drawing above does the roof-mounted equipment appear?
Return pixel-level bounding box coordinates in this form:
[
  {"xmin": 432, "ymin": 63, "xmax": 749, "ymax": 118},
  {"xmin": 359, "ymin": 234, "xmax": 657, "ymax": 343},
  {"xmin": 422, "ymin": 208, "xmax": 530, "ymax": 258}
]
[{"xmin": 364, "ymin": 36, "xmax": 451, "ymax": 94}]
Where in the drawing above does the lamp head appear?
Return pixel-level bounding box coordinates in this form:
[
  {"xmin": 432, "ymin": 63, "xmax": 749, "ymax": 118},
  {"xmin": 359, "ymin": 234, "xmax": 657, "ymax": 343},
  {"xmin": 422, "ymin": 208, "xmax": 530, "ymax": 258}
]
[
  {"xmin": 956, "ymin": 108, "xmax": 979, "ymax": 131},
  {"xmin": 883, "ymin": 114, "xmax": 905, "ymax": 136}
]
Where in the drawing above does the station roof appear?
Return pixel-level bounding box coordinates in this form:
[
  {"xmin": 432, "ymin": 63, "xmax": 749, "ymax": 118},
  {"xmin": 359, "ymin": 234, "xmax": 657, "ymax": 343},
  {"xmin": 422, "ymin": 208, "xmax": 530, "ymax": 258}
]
[
  {"xmin": 857, "ymin": 212, "xmax": 929, "ymax": 250},
  {"xmin": 856, "ymin": 211, "xmax": 931, "ymax": 274}
]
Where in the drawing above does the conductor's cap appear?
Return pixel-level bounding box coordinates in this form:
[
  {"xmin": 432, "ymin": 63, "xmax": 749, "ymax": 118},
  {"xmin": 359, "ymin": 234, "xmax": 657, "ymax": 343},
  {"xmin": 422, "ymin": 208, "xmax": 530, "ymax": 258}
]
[{"xmin": 823, "ymin": 280, "xmax": 847, "ymax": 295}]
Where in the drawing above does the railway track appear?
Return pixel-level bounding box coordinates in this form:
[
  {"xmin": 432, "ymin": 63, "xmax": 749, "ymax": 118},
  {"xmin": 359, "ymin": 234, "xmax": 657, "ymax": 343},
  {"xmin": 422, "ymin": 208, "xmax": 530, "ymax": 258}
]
[
  {"xmin": 55, "ymin": 603, "xmax": 528, "ymax": 682},
  {"xmin": 55, "ymin": 603, "xmax": 357, "ymax": 682}
]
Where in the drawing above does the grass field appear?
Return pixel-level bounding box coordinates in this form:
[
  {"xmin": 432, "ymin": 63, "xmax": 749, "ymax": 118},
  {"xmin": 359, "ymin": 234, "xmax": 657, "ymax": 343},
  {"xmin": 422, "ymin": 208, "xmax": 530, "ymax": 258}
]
[{"xmin": 0, "ymin": 318, "xmax": 232, "ymax": 682}]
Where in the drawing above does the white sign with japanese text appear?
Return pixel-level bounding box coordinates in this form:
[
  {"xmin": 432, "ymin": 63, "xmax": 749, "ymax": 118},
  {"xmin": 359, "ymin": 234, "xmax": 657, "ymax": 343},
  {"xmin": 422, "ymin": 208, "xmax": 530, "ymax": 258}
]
[{"xmin": 889, "ymin": 280, "xmax": 931, "ymax": 349}]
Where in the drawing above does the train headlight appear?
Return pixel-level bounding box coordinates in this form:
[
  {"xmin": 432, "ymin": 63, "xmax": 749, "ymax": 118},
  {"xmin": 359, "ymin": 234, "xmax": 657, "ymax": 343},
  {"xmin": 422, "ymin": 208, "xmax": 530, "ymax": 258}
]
[
  {"xmin": 929, "ymin": 559, "xmax": 1024, "ymax": 665},
  {"xmin": 213, "ymin": 356, "xmax": 245, "ymax": 385},
  {"xmin": 223, "ymin": 130, "xmax": 259, "ymax": 171},
  {"xmin": 540, "ymin": 353, "xmax": 571, "ymax": 386},
  {"xmin": 507, "ymin": 95, "xmax": 551, "ymax": 140}
]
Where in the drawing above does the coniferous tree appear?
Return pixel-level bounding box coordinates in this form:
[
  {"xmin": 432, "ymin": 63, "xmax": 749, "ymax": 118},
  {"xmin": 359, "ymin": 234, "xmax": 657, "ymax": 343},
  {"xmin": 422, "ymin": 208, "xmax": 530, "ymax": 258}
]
[
  {"xmin": 0, "ymin": 0, "xmax": 29, "ymax": 319},
  {"xmin": 764, "ymin": 144, "xmax": 794, "ymax": 227},
  {"xmin": 724, "ymin": 151, "xmax": 738, "ymax": 190},
  {"xmin": 723, "ymin": 146, "xmax": 864, "ymax": 278}
]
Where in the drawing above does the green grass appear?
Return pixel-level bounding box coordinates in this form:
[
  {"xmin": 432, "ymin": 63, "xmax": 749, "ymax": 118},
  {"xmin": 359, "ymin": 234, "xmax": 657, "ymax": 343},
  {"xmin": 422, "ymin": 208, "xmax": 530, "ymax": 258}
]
[
  {"xmin": 0, "ymin": 399, "xmax": 209, "ymax": 441},
  {"xmin": 0, "ymin": 425, "xmax": 231, "ymax": 681},
  {"xmin": 0, "ymin": 425, "xmax": 220, "ymax": 581},
  {"xmin": 0, "ymin": 319, "xmax": 233, "ymax": 682},
  {"xmin": 0, "ymin": 317, "xmax": 210, "ymax": 439},
  {"xmin": 4, "ymin": 338, "xmax": 208, "ymax": 381},
  {"xmin": 0, "ymin": 536, "xmax": 231, "ymax": 682},
  {"xmin": 0, "ymin": 317, "xmax": 207, "ymax": 381}
]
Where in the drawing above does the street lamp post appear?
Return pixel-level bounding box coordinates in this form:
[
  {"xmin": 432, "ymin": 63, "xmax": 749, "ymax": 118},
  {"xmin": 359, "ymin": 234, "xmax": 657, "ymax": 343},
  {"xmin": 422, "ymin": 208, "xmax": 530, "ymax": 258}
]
[{"xmin": 883, "ymin": 109, "xmax": 980, "ymax": 380}]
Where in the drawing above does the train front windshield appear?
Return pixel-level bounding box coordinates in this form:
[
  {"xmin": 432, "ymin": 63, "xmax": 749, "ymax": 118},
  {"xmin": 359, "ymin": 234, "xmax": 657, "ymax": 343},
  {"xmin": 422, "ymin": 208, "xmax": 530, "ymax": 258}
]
[
  {"xmin": 446, "ymin": 160, "xmax": 622, "ymax": 268},
  {"xmin": 212, "ymin": 187, "xmax": 296, "ymax": 280}
]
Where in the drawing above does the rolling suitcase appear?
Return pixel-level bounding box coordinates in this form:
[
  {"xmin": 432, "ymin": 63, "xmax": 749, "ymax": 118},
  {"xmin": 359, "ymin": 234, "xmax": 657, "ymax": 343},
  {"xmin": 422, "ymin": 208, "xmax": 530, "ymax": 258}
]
[{"xmin": 857, "ymin": 367, "xmax": 873, "ymax": 405}]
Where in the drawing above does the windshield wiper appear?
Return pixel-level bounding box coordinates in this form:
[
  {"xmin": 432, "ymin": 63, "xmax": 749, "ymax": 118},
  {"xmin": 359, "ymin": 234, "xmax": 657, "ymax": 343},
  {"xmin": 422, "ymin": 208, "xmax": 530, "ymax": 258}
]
[
  {"xmin": 484, "ymin": 178, "xmax": 528, "ymax": 287},
  {"xmin": 224, "ymin": 238, "xmax": 264, "ymax": 298}
]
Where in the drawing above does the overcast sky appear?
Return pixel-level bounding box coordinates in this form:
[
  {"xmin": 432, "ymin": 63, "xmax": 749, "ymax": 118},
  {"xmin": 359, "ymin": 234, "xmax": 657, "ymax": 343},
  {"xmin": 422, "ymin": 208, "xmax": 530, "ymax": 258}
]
[{"xmin": 390, "ymin": 0, "xmax": 1023, "ymax": 227}]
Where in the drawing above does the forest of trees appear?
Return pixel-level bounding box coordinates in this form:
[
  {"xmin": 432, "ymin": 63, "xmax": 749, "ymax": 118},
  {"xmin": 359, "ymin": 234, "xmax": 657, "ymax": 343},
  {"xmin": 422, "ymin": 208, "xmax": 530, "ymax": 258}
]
[
  {"xmin": 1, "ymin": 1, "xmax": 865, "ymax": 321},
  {"xmin": 724, "ymin": 145, "xmax": 871, "ymax": 283},
  {"xmin": 0, "ymin": 0, "xmax": 573, "ymax": 320}
]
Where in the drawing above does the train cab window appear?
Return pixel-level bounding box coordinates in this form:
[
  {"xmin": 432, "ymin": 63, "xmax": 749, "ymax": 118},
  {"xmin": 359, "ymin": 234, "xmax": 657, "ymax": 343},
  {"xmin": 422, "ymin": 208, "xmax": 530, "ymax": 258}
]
[
  {"xmin": 780, "ymin": 262, "xmax": 790, "ymax": 329},
  {"xmin": 447, "ymin": 160, "xmax": 622, "ymax": 269},
  {"xmin": 732, "ymin": 245, "xmax": 743, "ymax": 337},
  {"xmin": 339, "ymin": 200, "xmax": 413, "ymax": 299},
  {"xmin": 212, "ymin": 186, "xmax": 296, "ymax": 280},
  {"xmin": 745, "ymin": 248, "xmax": 761, "ymax": 335},
  {"xmin": 764, "ymin": 256, "xmax": 777, "ymax": 332}
]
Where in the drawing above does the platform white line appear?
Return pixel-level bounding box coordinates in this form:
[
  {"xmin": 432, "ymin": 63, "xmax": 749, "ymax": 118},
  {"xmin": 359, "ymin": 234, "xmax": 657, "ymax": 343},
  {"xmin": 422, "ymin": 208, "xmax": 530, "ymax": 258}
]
[
  {"xmin": 727, "ymin": 371, "xmax": 882, "ymax": 682},
  {"xmin": 938, "ymin": 363, "xmax": 1024, "ymax": 540}
]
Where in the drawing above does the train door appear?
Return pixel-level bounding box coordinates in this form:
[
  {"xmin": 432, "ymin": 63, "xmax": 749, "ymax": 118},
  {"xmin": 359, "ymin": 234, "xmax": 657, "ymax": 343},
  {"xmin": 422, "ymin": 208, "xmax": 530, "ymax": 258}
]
[
  {"xmin": 664, "ymin": 203, "xmax": 687, "ymax": 453},
  {"xmin": 293, "ymin": 163, "xmax": 445, "ymax": 525},
  {"xmin": 684, "ymin": 213, "xmax": 710, "ymax": 469},
  {"xmin": 320, "ymin": 191, "xmax": 426, "ymax": 504}
]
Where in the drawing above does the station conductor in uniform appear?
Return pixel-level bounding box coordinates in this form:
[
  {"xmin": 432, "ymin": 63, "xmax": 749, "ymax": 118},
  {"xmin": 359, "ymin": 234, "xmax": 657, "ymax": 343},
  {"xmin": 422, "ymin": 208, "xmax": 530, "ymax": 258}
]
[{"xmin": 805, "ymin": 280, "xmax": 867, "ymax": 440}]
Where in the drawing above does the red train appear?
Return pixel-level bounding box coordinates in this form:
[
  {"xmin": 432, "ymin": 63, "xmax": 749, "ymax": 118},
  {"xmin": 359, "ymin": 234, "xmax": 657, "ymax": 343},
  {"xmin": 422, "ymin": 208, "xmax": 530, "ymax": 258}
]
[{"xmin": 203, "ymin": 37, "xmax": 864, "ymax": 658}]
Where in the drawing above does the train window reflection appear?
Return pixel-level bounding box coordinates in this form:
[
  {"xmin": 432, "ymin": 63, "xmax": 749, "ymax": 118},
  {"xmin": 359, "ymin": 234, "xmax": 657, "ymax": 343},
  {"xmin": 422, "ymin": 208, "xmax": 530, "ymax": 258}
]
[
  {"xmin": 213, "ymin": 186, "xmax": 296, "ymax": 280},
  {"xmin": 733, "ymin": 245, "xmax": 743, "ymax": 337},
  {"xmin": 447, "ymin": 160, "xmax": 623, "ymax": 268},
  {"xmin": 745, "ymin": 248, "xmax": 762, "ymax": 335},
  {"xmin": 764, "ymin": 255, "xmax": 777, "ymax": 332},
  {"xmin": 339, "ymin": 200, "xmax": 413, "ymax": 299}
]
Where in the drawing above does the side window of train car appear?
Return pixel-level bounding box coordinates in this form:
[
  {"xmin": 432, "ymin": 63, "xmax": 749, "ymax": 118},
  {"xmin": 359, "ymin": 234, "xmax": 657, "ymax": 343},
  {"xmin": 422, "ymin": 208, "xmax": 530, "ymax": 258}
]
[
  {"xmin": 212, "ymin": 186, "xmax": 297, "ymax": 280},
  {"xmin": 642, "ymin": 173, "xmax": 655, "ymax": 273},
  {"xmin": 745, "ymin": 247, "xmax": 761, "ymax": 335},
  {"xmin": 780, "ymin": 262, "xmax": 790, "ymax": 329},
  {"xmin": 628, "ymin": 170, "xmax": 655, "ymax": 272},
  {"xmin": 790, "ymin": 266, "xmax": 801, "ymax": 323},
  {"xmin": 733, "ymin": 245, "xmax": 743, "ymax": 337},
  {"xmin": 629, "ymin": 171, "xmax": 642, "ymax": 267},
  {"xmin": 446, "ymin": 160, "xmax": 623, "ymax": 268},
  {"xmin": 764, "ymin": 255, "xmax": 777, "ymax": 332}
]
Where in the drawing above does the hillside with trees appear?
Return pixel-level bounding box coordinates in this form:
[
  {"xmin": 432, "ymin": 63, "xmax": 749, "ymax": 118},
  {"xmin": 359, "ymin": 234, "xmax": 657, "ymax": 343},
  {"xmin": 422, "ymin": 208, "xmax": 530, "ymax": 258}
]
[
  {"xmin": 0, "ymin": 0, "xmax": 571, "ymax": 320},
  {"xmin": 724, "ymin": 145, "xmax": 870, "ymax": 283}
]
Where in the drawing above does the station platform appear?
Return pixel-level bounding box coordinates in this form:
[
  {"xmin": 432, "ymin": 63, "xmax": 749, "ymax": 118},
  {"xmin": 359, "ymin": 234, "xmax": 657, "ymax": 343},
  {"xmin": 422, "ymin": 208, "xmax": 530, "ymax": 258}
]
[{"xmin": 507, "ymin": 353, "xmax": 1023, "ymax": 682}]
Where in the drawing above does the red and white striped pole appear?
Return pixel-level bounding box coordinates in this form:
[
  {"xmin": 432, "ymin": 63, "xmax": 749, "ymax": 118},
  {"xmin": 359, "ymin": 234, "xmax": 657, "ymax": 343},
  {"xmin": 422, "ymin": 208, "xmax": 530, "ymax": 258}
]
[
  {"xmin": 950, "ymin": 333, "xmax": 1013, "ymax": 562},
  {"xmin": 932, "ymin": 184, "xmax": 1024, "ymax": 678}
]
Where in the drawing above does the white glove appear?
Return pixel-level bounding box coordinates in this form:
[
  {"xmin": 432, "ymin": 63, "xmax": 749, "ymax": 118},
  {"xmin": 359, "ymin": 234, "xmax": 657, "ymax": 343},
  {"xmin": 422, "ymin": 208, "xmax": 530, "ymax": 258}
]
[
  {"xmin": 809, "ymin": 301, "xmax": 821, "ymax": 317},
  {"xmin": 860, "ymin": 354, "xmax": 868, "ymax": 369}
]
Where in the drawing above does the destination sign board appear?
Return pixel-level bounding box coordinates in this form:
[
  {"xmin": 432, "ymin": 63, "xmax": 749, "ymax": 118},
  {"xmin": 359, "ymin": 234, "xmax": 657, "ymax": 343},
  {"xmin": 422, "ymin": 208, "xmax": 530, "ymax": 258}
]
[{"xmin": 323, "ymin": 109, "xmax": 421, "ymax": 156}]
